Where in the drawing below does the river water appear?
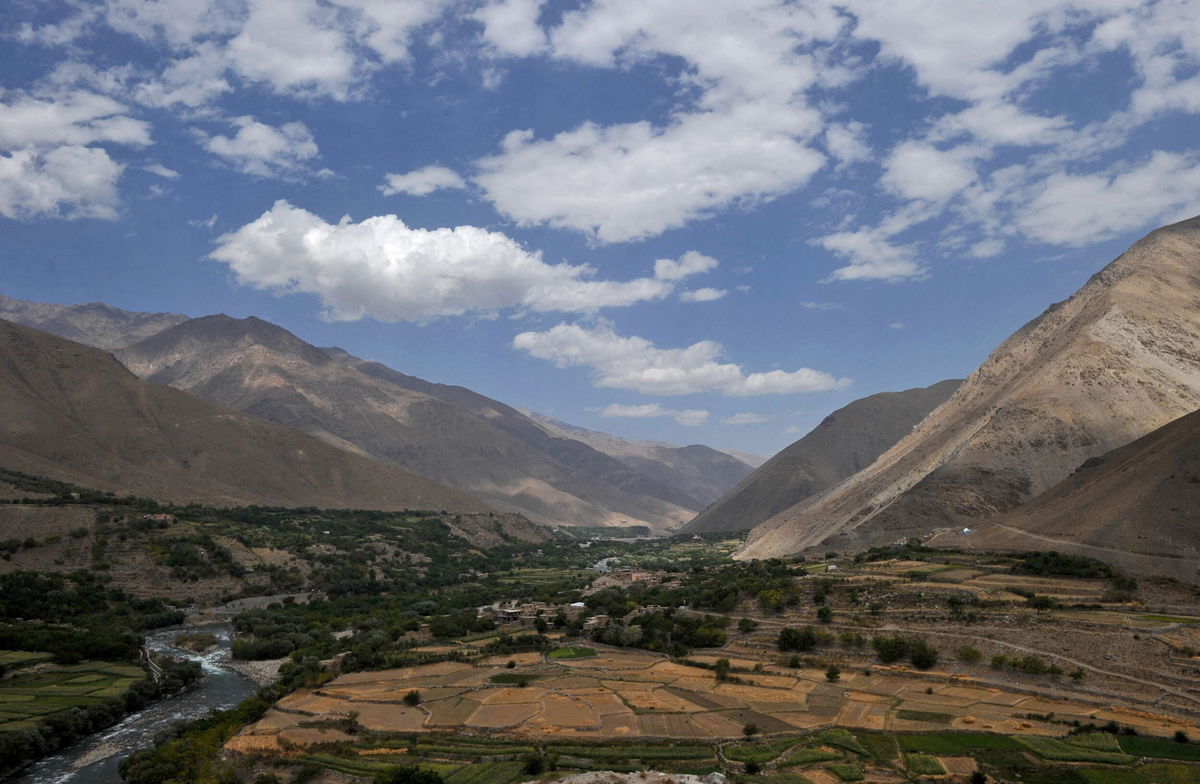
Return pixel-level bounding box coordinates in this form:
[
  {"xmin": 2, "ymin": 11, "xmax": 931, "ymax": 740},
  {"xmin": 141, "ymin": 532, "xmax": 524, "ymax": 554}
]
[{"xmin": 13, "ymin": 624, "xmax": 257, "ymax": 784}]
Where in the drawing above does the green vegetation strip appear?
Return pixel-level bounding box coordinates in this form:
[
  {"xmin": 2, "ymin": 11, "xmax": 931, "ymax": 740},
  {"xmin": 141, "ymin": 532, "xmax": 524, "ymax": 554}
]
[
  {"xmin": 725, "ymin": 738, "xmax": 802, "ymax": 764},
  {"xmin": 1016, "ymin": 736, "xmax": 1136, "ymax": 764},
  {"xmin": 899, "ymin": 733, "xmax": 1020, "ymax": 754},
  {"xmin": 548, "ymin": 647, "xmax": 596, "ymax": 659},
  {"xmin": 1118, "ymin": 736, "xmax": 1200, "ymax": 762},
  {"xmin": 905, "ymin": 753, "xmax": 946, "ymax": 775},
  {"xmin": 817, "ymin": 729, "xmax": 869, "ymax": 756}
]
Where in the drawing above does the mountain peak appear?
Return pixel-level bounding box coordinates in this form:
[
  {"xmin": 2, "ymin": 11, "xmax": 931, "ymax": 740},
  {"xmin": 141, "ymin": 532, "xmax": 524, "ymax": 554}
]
[{"xmin": 739, "ymin": 216, "xmax": 1200, "ymax": 559}]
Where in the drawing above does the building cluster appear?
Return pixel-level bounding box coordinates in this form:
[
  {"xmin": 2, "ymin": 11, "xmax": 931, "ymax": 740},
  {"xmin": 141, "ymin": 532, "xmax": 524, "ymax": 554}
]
[{"xmin": 476, "ymin": 599, "xmax": 588, "ymax": 627}]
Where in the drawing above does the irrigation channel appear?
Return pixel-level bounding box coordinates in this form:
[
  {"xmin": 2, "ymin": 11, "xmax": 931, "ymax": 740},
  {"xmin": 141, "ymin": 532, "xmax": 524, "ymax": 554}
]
[{"xmin": 13, "ymin": 624, "xmax": 256, "ymax": 784}]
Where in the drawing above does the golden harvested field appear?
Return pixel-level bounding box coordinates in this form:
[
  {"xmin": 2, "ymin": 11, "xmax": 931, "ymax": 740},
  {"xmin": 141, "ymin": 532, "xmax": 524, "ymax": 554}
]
[{"xmin": 227, "ymin": 642, "xmax": 1197, "ymax": 755}]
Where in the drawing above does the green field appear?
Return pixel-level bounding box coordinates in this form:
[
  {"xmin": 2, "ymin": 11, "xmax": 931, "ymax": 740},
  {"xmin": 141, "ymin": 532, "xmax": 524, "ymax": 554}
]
[
  {"xmin": 0, "ymin": 659, "xmax": 144, "ymax": 732},
  {"xmin": 548, "ymin": 647, "xmax": 596, "ymax": 659}
]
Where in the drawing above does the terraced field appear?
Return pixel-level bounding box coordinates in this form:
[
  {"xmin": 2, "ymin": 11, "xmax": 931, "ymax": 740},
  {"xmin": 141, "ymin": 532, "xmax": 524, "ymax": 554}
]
[
  {"xmin": 228, "ymin": 643, "xmax": 1195, "ymax": 756},
  {"xmin": 0, "ymin": 656, "xmax": 145, "ymax": 732}
]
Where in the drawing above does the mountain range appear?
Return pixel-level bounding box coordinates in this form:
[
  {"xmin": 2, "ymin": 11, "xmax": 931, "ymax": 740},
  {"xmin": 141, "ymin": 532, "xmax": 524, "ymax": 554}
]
[
  {"xmin": 0, "ymin": 319, "xmax": 487, "ymax": 515},
  {"xmin": 681, "ymin": 379, "xmax": 962, "ymax": 534},
  {"xmin": 738, "ymin": 215, "xmax": 1200, "ymax": 560},
  {"xmin": 0, "ymin": 295, "xmax": 760, "ymax": 530}
]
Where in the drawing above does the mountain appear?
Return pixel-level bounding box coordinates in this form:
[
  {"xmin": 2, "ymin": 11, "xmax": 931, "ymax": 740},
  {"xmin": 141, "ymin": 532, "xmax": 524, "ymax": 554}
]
[
  {"xmin": 927, "ymin": 407, "xmax": 1200, "ymax": 580},
  {"xmin": 682, "ymin": 380, "xmax": 961, "ymax": 534},
  {"xmin": 739, "ymin": 214, "xmax": 1200, "ymax": 559},
  {"xmin": 0, "ymin": 319, "xmax": 489, "ymax": 514},
  {"xmin": 524, "ymin": 412, "xmax": 756, "ymax": 507},
  {"xmin": 115, "ymin": 316, "xmax": 701, "ymax": 530},
  {"xmin": 0, "ymin": 293, "xmax": 187, "ymax": 350}
]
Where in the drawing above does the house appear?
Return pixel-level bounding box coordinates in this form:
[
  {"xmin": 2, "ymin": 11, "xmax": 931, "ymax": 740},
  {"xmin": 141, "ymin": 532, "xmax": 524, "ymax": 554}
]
[{"xmin": 582, "ymin": 614, "xmax": 610, "ymax": 632}]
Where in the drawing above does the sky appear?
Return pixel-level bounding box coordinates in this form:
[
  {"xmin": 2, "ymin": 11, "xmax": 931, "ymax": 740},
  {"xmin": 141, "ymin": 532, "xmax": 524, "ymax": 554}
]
[{"xmin": 2, "ymin": 0, "xmax": 1199, "ymax": 458}]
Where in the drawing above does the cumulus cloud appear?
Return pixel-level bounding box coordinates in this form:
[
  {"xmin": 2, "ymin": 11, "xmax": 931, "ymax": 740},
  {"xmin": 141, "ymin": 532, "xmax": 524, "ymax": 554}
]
[
  {"xmin": 0, "ymin": 146, "xmax": 123, "ymax": 220},
  {"xmin": 512, "ymin": 322, "xmax": 849, "ymax": 397},
  {"xmin": 593, "ymin": 403, "xmax": 709, "ymax": 427},
  {"xmin": 0, "ymin": 90, "xmax": 150, "ymax": 149},
  {"xmin": 471, "ymin": 1, "xmax": 839, "ymax": 243},
  {"xmin": 679, "ymin": 288, "xmax": 726, "ymax": 303},
  {"xmin": 380, "ymin": 165, "xmax": 467, "ymax": 196},
  {"xmin": 210, "ymin": 201, "xmax": 717, "ymax": 322},
  {"xmin": 882, "ymin": 142, "xmax": 981, "ymax": 203},
  {"xmin": 722, "ymin": 412, "xmax": 771, "ymax": 425},
  {"xmin": 474, "ymin": 0, "xmax": 547, "ymax": 56},
  {"xmin": 198, "ymin": 116, "xmax": 319, "ymax": 178}
]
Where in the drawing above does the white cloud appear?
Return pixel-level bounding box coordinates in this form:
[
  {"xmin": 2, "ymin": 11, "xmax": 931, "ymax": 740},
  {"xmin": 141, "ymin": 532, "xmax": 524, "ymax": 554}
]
[
  {"xmin": 474, "ymin": 0, "xmax": 547, "ymax": 56},
  {"xmin": 380, "ymin": 165, "xmax": 467, "ymax": 196},
  {"xmin": 512, "ymin": 322, "xmax": 850, "ymax": 396},
  {"xmin": 103, "ymin": 0, "xmax": 241, "ymax": 47},
  {"xmin": 199, "ymin": 116, "xmax": 319, "ymax": 178},
  {"xmin": 210, "ymin": 201, "xmax": 714, "ymax": 322},
  {"xmin": 337, "ymin": 0, "xmax": 450, "ymax": 63},
  {"xmin": 882, "ymin": 142, "xmax": 981, "ymax": 203},
  {"xmin": 679, "ymin": 287, "xmax": 726, "ymax": 303},
  {"xmin": 889, "ymin": 322, "xmax": 904, "ymax": 329},
  {"xmin": 799, "ymin": 301, "xmax": 842, "ymax": 310},
  {"xmin": 189, "ymin": 213, "xmax": 218, "ymax": 229},
  {"xmin": 0, "ymin": 90, "xmax": 150, "ymax": 149},
  {"xmin": 472, "ymin": 0, "xmax": 840, "ymax": 243},
  {"xmin": 133, "ymin": 43, "xmax": 233, "ymax": 109},
  {"xmin": 723, "ymin": 412, "xmax": 771, "ymax": 425},
  {"xmin": 593, "ymin": 403, "xmax": 709, "ymax": 426},
  {"xmin": 1014, "ymin": 151, "xmax": 1200, "ymax": 247},
  {"xmin": 0, "ymin": 146, "xmax": 123, "ymax": 220},
  {"xmin": 476, "ymin": 108, "xmax": 825, "ymax": 243},
  {"xmin": 654, "ymin": 251, "xmax": 718, "ymax": 281},
  {"xmin": 819, "ymin": 228, "xmax": 925, "ymax": 282},
  {"xmin": 227, "ymin": 0, "xmax": 359, "ymax": 100},
  {"xmin": 145, "ymin": 163, "xmax": 179, "ymax": 179},
  {"xmin": 824, "ymin": 121, "xmax": 871, "ymax": 167}
]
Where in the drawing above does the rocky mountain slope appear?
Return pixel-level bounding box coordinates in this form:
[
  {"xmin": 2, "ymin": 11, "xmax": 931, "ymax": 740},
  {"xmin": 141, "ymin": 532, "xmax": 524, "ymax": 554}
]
[
  {"xmin": 682, "ymin": 380, "xmax": 961, "ymax": 534},
  {"xmin": 0, "ymin": 320, "xmax": 489, "ymax": 514},
  {"xmin": 928, "ymin": 406, "xmax": 1200, "ymax": 580},
  {"xmin": 740, "ymin": 214, "xmax": 1200, "ymax": 559},
  {"xmin": 115, "ymin": 316, "xmax": 701, "ymax": 529},
  {"xmin": 0, "ymin": 293, "xmax": 187, "ymax": 350},
  {"xmin": 524, "ymin": 412, "xmax": 756, "ymax": 507}
]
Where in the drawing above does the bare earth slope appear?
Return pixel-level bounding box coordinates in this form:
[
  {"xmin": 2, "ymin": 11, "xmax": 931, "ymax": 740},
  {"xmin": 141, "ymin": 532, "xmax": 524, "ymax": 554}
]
[
  {"xmin": 523, "ymin": 411, "xmax": 756, "ymax": 507},
  {"xmin": 116, "ymin": 316, "xmax": 697, "ymax": 530},
  {"xmin": 0, "ymin": 320, "xmax": 488, "ymax": 513},
  {"xmin": 0, "ymin": 292, "xmax": 186, "ymax": 349},
  {"xmin": 927, "ymin": 407, "xmax": 1200, "ymax": 579},
  {"xmin": 683, "ymin": 380, "xmax": 961, "ymax": 534},
  {"xmin": 740, "ymin": 214, "xmax": 1200, "ymax": 559}
]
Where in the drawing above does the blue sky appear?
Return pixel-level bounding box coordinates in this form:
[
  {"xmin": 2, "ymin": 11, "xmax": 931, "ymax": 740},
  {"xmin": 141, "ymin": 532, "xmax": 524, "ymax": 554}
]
[{"xmin": 2, "ymin": 0, "xmax": 1199, "ymax": 457}]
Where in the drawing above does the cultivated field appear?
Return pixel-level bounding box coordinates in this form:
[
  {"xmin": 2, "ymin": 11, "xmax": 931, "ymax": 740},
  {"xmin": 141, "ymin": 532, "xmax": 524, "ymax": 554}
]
[{"xmin": 0, "ymin": 654, "xmax": 144, "ymax": 732}]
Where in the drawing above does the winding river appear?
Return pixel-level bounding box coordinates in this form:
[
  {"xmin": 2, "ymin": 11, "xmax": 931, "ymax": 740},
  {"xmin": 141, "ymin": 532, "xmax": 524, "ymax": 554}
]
[{"xmin": 12, "ymin": 624, "xmax": 256, "ymax": 784}]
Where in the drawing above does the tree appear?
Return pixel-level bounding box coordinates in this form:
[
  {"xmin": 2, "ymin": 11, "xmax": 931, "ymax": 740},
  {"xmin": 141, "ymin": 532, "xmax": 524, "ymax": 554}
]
[
  {"xmin": 374, "ymin": 767, "xmax": 444, "ymax": 784},
  {"xmin": 523, "ymin": 754, "xmax": 545, "ymax": 775},
  {"xmin": 825, "ymin": 664, "xmax": 841, "ymax": 682},
  {"xmin": 969, "ymin": 772, "xmax": 987, "ymax": 784},
  {"xmin": 743, "ymin": 722, "xmax": 759, "ymax": 737},
  {"xmin": 910, "ymin": 639, "xmax": 939, "ymax": 670},
  {"xmin": 738, "ymin": 617, "xmax": 759, "ymax": 633},
  {"xmin": 714, "ymin": 657, "xmax": 732, "ymax": 683},
  {"xmin": 403, "ymin": 690, "xmax": 421, "ymax": 706},
  {"xmin": 817, "ymin": 606, "xmax": 833, "ymax": 624}
]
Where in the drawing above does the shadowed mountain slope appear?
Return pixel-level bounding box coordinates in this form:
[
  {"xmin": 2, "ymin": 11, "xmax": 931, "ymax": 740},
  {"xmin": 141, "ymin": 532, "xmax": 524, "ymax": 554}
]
[
  {"xmin": 0, "ymin": 320, "xmax": 489, "ymax": 514},
  {"xmin": 741, "ymin": 215, "xmax": 1200, "ymax": 559},
  {"xmin": 116, "ymin": 316, "xmax": 699, "ymax": 530},
  {"xmin": 927, "ymin": 407, "xmax": 1200, "ymax": 580},
  {"xmin": 682, "ymin": 380, "xmax": 961, "ymax": 534}
]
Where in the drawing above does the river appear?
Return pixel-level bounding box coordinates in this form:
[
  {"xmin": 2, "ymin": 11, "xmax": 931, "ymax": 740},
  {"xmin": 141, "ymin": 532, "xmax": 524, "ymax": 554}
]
[{"xmin": 12, "ymin": 624, "xmax": 257, "ymax": 784}]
